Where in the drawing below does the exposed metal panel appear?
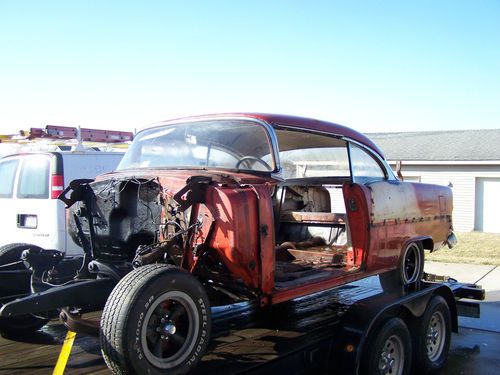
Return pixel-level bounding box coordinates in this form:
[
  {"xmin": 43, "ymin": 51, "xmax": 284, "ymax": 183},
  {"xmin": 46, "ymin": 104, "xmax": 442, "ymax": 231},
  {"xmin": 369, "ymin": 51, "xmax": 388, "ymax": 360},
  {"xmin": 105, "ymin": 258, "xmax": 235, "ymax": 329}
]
[
  {"xmin": 475, "ymin": 178, "xmax": 500, "ymax": 233},
  {"xmin": 387, "ymin": 163, "xmax": 500, "ymax": 232}
]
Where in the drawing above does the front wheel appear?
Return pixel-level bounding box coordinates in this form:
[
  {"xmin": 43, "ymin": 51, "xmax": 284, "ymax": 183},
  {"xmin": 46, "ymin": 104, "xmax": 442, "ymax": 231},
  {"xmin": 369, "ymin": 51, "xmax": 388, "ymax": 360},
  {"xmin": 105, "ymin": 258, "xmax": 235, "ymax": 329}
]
[
  {"xmin": 100, "ymin": 264, "xmax": 211, "ymax": 375},
  {"xmin": 362, "ymin": 318, "xmax": 412, "ymax": 375},
  {"xmin": 413, "ymin": 295, "xmax": 452, "ymax": 374}
]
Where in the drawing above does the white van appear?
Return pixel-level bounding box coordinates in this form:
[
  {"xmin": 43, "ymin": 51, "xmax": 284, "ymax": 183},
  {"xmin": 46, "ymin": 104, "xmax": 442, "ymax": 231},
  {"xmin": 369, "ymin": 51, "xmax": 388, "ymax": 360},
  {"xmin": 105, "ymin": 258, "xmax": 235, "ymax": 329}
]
[{"xmin": 0, "ymin": 151, "xmax": 123, "ymax": 256}]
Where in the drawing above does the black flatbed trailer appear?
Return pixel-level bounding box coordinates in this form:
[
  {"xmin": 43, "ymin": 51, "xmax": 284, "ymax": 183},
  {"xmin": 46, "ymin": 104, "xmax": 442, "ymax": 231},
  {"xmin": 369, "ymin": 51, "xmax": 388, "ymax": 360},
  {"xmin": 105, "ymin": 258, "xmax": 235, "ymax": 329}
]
[
  {"xmin": 194, "ymin": 274, "xmax": 483, "ymax": 375},
  {"xmin": 0, "ymin": 274, "xmax": 484, "ymax": 375}
]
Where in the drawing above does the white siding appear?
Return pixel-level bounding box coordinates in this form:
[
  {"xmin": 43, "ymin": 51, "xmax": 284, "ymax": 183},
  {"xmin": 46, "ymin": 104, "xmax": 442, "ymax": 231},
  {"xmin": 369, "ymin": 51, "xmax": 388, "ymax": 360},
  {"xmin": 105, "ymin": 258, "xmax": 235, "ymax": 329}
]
[{"xmin": 388, "ymin": 163, "xmax": 500, "ymax": 232}]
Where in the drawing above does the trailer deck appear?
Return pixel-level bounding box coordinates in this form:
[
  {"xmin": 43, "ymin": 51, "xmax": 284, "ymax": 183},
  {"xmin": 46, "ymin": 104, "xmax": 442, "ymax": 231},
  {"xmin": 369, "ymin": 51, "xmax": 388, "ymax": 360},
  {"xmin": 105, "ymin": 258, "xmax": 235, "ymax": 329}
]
[{"xmin": 0, "ymin": 276, "xmax": 485, "ymax": 374}]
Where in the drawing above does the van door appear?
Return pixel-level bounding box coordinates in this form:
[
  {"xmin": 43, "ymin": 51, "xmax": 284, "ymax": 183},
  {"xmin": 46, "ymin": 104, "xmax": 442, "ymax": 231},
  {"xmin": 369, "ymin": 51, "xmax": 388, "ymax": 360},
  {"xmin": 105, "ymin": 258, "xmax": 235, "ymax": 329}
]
[
  {"xmin": 1, "ymin": 154, "xmax": 63, "ymax": 251},
  {"xmin": 0, "ymin": 157, "xmax": 21, "ymax": 247}
]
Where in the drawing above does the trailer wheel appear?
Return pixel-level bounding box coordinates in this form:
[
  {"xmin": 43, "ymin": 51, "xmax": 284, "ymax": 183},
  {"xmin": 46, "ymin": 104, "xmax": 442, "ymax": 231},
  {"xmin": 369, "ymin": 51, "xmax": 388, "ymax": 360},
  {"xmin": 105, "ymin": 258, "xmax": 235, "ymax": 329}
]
[
  {"xmin": 363, "ymin": 318, "xmax": 412, "ymax": 375},
  {"xmin": 100, "ymin": 264, "xmax": 211, "ymax": 375},
  {"xmin": 0, "ymin": 243, "xmax": 49, "ymax": 334},
  {"xmin": 413, "ymin": 295, "xmax": 451, "ymax": 374}
]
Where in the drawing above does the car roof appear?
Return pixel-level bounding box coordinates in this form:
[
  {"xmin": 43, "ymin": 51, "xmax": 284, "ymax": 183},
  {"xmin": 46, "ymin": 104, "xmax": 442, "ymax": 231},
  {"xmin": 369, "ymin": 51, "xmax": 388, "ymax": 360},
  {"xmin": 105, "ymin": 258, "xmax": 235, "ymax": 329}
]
[{"xmin": 145, "ymin": 113, "xmax": 385, "ymax": 159}]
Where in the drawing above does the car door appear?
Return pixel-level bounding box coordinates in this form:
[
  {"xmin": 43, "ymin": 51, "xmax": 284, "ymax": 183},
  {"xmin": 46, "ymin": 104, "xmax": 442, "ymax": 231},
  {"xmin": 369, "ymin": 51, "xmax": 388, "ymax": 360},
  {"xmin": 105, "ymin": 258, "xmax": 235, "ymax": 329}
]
[{"xmin": 344, "ymin": 143, "xmax": 400, "ymax": 272}]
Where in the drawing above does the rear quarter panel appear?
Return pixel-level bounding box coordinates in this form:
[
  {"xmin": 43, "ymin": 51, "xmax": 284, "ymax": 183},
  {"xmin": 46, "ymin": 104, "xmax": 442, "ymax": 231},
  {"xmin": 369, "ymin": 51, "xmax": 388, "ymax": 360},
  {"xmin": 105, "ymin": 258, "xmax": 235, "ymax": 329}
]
[{"xmin": 367, "ymin": 180, "xmax": 453, "ymax": 270}]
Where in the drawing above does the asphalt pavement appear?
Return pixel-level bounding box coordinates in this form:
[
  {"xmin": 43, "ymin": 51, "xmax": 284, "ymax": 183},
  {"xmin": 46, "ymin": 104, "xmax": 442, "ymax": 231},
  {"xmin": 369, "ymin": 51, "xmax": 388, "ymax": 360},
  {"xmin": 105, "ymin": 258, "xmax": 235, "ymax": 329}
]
[{"xmin": 424, "ymin": 261, "xmax": 500, "ymax": 375}]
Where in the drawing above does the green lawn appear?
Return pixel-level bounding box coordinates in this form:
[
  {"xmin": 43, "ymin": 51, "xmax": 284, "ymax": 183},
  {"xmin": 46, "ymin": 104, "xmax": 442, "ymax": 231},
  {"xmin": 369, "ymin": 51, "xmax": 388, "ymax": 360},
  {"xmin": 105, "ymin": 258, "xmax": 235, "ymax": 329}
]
[{"xmin": 425, "ymin": 231, "xmax": 500, "ymax": 266}]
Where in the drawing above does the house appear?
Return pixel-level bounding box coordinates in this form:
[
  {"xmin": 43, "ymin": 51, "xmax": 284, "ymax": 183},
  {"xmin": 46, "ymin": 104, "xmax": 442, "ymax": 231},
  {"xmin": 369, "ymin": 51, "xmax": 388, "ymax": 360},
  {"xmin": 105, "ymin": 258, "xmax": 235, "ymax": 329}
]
[{"xmin": 368, "ymin": 129, "xmax": 500, "ymax": 233}]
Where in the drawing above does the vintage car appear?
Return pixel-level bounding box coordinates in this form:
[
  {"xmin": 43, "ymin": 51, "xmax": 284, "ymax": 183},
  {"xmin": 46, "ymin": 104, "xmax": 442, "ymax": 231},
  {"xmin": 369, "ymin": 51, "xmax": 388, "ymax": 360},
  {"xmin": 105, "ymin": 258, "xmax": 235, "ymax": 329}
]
[{"xmin": 0, "ymin": 114, "xmax": 455, "ymax": 374}]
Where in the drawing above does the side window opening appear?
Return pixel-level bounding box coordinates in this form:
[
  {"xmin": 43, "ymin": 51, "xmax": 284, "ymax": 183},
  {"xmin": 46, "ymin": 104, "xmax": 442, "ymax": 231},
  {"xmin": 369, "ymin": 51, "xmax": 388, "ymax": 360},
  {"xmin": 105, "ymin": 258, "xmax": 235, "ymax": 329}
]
[
  {"xmin": 349, "ymin": 143, "xmax": 386, "ymax": 184},
  {"xmin": 17, "ymin": 157, "xmax": 50, "ymax": 199},
  {"xmin": 0, "ymin": 159, "xmax": 19, "ymax": 198},
  {"xmin": 273, "ymin": 129, "xmax": 356, "ymax": 287}
]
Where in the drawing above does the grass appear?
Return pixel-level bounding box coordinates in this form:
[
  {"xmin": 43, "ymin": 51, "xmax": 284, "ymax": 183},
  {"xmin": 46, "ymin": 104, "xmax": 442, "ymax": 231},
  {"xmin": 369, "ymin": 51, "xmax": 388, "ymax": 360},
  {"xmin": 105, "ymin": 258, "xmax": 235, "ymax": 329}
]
[{"xmin": 425, "ymin": 231, "xmax": 500, "ymax": 266}]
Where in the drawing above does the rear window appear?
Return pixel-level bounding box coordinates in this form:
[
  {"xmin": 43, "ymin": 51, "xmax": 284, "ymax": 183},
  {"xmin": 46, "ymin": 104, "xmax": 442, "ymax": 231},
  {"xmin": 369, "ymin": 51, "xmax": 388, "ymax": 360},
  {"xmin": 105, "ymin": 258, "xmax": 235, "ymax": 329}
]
[
  {"xmin": 17, "ymin": 157, "xmax": 50, "ymax": 199},
  {"xmin": 0, "ymin": 159, "xmax": 19, "ymax": 198}
]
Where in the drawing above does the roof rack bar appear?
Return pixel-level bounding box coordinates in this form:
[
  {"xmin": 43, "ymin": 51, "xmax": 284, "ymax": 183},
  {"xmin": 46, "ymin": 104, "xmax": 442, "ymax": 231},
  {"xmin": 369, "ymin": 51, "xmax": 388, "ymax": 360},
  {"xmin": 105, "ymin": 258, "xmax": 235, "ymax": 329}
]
[
  {"xmin": 1, "ymin": 126, "xmax": 134, "ymax": 144},
  {"xmin": 79, "ymin": 128, "xmax": 134, "ymax": 142},
  {"xmin": 25, "ymin": 126, "xmax": 133, "ymax": 143}
]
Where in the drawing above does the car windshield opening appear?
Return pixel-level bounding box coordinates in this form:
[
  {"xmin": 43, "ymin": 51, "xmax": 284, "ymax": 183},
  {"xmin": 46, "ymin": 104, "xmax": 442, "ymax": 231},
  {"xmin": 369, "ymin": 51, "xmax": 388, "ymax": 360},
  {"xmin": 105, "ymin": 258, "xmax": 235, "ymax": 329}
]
[{"xmin": 118, "ymin": 119, "xmax": 275, "ymax": 172}]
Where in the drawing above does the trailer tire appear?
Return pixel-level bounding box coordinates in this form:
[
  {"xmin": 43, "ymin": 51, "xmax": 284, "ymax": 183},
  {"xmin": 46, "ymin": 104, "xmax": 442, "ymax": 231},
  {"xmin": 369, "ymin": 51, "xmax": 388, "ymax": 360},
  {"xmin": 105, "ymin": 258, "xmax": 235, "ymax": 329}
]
[
  {"xmin": 0, "ymin": 243, "xmax": 49, "ymax": 334},
  {"xmin": 413, "ymin": 295, "xmax": 451, "ymax": 374},
  {"xmin": 362, "ymin": 317, "xmax": 412, "ymax": 375},
  {"xmin": 100, "ymin": 264, "xmax": 211, "ymax": 375}
]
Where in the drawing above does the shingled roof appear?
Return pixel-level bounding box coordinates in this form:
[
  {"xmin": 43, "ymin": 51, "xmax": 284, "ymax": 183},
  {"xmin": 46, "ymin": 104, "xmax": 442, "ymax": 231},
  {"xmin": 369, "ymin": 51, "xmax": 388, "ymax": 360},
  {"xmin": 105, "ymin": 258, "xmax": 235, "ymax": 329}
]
[{"xmin": 366, "ymin": 129, "xmax": 500, "ymax": 161}]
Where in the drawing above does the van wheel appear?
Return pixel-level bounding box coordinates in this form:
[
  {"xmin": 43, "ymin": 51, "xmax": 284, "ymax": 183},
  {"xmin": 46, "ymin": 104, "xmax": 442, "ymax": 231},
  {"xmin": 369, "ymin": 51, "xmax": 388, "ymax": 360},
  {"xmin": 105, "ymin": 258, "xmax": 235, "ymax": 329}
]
[
  {"xmin": 0, "ymin": 243, "xmax": 39, "ymax": 270},
  {"xmin": 100, "ymin": 264, "xmax": 211, "ymax": 375},
  {"xmin": 0, "ymin": 243, "xmax": 49, "ymax": 334},
  {"xmin": 362, "ymin": 318, "xmax": 412, "ymax": 375},
  {"xmin": 413, "ymin": 296, "xmax": 451, "ymax": 374}
]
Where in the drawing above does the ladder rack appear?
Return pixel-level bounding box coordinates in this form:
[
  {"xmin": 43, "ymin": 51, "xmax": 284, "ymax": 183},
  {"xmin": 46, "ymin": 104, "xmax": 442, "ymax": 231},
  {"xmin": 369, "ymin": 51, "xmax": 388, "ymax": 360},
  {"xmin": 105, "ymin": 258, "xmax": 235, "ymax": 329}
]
[
  {"xmin": 0, "ymin": 126, "xmax": 133, "ymax": 153},
  {"xmin": 18, "ymin": 125, "xmax": 133, "ymax": 143}
]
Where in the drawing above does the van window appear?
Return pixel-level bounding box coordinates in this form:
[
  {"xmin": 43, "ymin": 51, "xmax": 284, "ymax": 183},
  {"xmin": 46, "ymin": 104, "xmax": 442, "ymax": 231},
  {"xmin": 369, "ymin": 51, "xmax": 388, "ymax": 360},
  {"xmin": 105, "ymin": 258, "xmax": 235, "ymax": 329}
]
[
  {"xmin": 0, "ymin": 159, "xmax": 19, "ymax": 198},
  {"xmin": 17, "ymin": 157, "xmax": 50, "ymax": 199}
]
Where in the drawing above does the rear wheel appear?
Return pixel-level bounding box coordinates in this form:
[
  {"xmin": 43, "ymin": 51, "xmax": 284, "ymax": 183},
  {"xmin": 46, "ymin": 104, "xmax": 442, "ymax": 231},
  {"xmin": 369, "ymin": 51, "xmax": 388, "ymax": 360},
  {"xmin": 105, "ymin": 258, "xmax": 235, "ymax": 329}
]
[
  {"xmin": 399, "ymin": 242, "xmax": 424, "ymax": 285},
  {"xmin": 100, "ymin": 264, "xmax": 211, "ymax": 375},
  {"xmin": 380, "ymin": 242, "xmax": 424, "ymax": 288},
  {"xmin": 413, "ymin": 296, "xmax": 451, "ymax": 374},
  {"xmin": 0, "ymin": 243, "xmax": 49, "ymax": 334},
  {"xmin": 362, "ymin": 318, "xmax": 412, "ymax": 375}
]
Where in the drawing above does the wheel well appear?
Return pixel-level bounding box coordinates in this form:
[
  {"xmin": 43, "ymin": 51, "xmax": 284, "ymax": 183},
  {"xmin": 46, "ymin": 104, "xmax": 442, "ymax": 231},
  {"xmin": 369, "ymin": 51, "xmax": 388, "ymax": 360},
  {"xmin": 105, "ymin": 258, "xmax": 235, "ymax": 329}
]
[
  {"xmin": 124, "ymin": 232, "xmax": 156, "ymax": 261},
  {"xmin": 395, "ymin": 287, "xmax": 458, "ymax": 333},
  {"xmin": 421, "ymin": 237, "xmax": 434, "ymax": 251}
]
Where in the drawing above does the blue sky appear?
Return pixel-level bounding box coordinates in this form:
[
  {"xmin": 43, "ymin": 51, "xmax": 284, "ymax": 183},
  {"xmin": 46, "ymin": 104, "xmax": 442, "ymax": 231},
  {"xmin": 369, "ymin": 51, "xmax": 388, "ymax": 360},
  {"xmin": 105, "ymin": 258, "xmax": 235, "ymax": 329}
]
[{"xmin": 1, "ymin": 0, "xmax": 499, "ymax": 134}]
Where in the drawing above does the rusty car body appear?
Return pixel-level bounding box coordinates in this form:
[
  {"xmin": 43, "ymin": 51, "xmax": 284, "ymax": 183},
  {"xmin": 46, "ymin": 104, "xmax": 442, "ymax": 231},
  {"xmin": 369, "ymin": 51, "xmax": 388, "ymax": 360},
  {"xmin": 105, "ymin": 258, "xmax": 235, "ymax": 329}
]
[{"xmin": 0, "ymin": 113, "xmax": 456, "ymax": 374}]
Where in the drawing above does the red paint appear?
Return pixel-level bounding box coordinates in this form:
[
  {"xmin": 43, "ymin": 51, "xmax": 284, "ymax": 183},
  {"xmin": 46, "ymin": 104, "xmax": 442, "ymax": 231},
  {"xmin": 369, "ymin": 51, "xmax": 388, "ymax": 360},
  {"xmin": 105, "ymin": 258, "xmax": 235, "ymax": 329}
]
[{"xmin": 96, "ymin": 113, "xmax": 453, "ymax": 307}]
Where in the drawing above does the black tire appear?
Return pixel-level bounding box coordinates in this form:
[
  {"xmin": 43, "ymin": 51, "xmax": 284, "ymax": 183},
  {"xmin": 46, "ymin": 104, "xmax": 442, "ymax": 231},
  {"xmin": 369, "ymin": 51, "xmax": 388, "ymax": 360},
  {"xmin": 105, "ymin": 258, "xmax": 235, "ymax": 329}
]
[
  {"xmin": 413, "ymin": 296, "xmax": 452, "ymax": 374},
  {"xmin": 399, "ymin": 242, "xmax": 424, "ymax": 285},
  {"xmin": 0, "ymin": 243, "xmax": 49, "ymax": 334},
  {"xmin": 0, "ymin": 243, "xmax": 38, "ymax": 270},
  {"xmin": 380, "ymin": 242, "xmax": 424, "ymax": 288},
  {"xmin": 100, "ymin": 264, "xmax": 211, "ymax": 375},
  {"xmin": 362, "ymin": 318, "xmax": 412, "ymax": 375}
]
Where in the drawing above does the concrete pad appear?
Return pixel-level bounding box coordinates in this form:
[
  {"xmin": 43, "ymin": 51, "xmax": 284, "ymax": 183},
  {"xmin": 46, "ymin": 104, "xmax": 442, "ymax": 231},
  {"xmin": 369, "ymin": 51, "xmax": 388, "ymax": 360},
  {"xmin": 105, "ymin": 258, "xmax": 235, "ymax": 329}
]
[
  {"xmin": 444, "ymin": 328, "xmax": 500, "ymax": 375},
  {"xmin": 425, "ymin": 262, "xmax": 500, "ymax": 332},
  {"xmin": 425, "ymin": 262, "xmax": 497, "ymax": 289}
]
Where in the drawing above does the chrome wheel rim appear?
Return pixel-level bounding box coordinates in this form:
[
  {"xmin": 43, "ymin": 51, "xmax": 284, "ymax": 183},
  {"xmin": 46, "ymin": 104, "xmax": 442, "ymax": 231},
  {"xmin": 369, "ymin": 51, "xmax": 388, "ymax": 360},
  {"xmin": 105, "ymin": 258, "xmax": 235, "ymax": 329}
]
[
  {"xmin": 378, "ymin": 334, "xmax": 405, "ymax": 375},
  {"xmin": 426, "ymin": 311, "xmax": 446, "ymax": 361}
]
